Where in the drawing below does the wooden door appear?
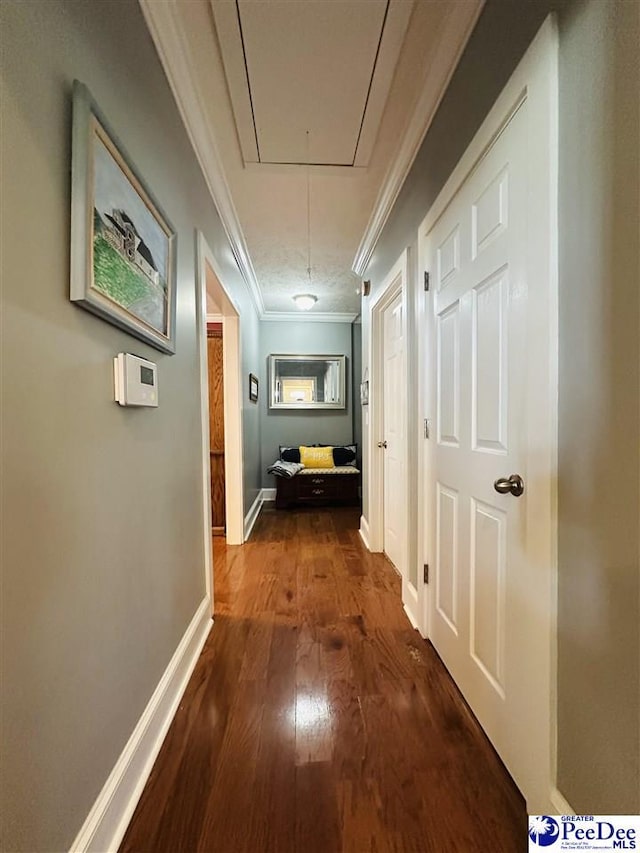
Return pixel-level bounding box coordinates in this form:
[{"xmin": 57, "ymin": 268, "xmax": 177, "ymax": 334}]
[{"xmin": 207, "ymin": 328, "xmax": 225, "ymax": 533}]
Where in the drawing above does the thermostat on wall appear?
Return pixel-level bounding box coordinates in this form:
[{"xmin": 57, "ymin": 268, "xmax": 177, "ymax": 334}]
[{"xmin": 114, "ymin": 353, "xmax": 158, "ymax": 407}]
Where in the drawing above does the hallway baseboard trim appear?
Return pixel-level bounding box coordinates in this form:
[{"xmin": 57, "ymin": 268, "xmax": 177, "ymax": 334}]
[
  {"xmin": 244, "ymin": 491, "xmax": 264, "ymax": 540},
  {"xmin": 261, "ymin": 488, "xmax": 276, "ymax": 502},
  {"xmin": 403, "ymin": 602, "xmax": 421, "ymax": 634},
  {"xmin": 550, "ymin": 788, "xmax": 574, "ymax": 815},
  {"xmin": 69, "ymin": 598, "xmax": 213, "ymax": 853},
  {"xmin": 359, "ymin": 515, "xmax": 371, "ymax": 550}
]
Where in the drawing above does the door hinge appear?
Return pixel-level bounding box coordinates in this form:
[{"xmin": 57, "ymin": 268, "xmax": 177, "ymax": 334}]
[
  {"xmin": 424, "ymin": 418, "xmax": 430, "ymax": 439},
  {"xmin": 423, "ymin": 563, "xmax": 429, "ymax": 584},
  {"xmin": 424, "ymin": 271, "xmax": 430, "ymax": 292}
]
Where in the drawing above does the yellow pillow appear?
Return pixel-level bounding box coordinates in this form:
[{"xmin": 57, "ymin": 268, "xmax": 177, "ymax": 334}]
[{"xmin": 299, "ymin": 445, "xmax": 334, "ymax": 469}]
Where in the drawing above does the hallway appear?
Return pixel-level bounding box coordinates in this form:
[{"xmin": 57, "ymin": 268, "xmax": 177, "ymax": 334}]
[{"xmin": 120, "ymin": 507, "xmax": 525, "ymax": 852}]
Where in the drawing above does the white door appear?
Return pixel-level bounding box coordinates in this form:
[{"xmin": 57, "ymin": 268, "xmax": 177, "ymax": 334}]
[
  {"xmin": 420, "ymin": 21, "xmax": 557, "ymax": 812},
  {"xmin": 382, "ymin": 291, "xmax": 405, "ymax": 573}
]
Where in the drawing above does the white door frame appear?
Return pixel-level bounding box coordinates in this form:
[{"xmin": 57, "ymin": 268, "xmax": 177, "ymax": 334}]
[
  {"xmin": 197, "ymin": 233, "xmax": 245, "ymax": 601},
  {"xmin": 367, "ymin": 250, "xmax": 409, "ymax": 568},
  {"xmin": 417, "ymin": 16, "xmax": 559, "ymax": 809}
]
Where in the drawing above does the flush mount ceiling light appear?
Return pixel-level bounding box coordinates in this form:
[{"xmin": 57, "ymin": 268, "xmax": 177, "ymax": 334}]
[
  {"xmin": 293, "ymin": 131, "xmax": 318, "ymax": 313},
  {"xmin": 293, "ymin": 293, "xmax": 317, "ymax": 311}
]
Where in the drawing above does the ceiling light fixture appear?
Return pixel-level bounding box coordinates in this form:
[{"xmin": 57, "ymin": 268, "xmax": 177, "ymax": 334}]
[
  {"xmin": 293, "ymin": 293, "xmax": 317, "ymax": 311},
  {"xmin": 293, "ymin": 130, "xmax": 317, "ymax": 312}
]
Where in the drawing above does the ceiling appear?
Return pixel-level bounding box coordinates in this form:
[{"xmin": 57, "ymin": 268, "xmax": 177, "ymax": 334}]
[{"xmin": 141, "ymin": 0, "xmax": 484, "ymax": 319}]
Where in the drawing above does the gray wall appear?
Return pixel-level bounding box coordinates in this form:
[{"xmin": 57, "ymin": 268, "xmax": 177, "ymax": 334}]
[
  {"xmin": 362, "ymin": 0, "xmax": 640, "ymax": 814},
  {"xmin": 0, "ymin": 1, "xmax": 261, "ymax": 850},
  {"xmin": 556, "ymin": 0, "xmax": 639, "ymax": 812},
  {"xmin": 259, "ymin": 321, "xmax": 354, "ymax": 487},
  {"xmin": 240, "ymin": 315, "xmax": 262, "ymax": 515}
]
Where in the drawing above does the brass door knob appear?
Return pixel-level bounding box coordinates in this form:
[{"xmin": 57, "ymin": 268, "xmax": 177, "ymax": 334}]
[
  {"xmin": 377, "ymin": 441, "xmax": 388, "ymax": 449},
  {"xmin": 493, "ymin": 474, "xmax": 524, "ymax": 497}
]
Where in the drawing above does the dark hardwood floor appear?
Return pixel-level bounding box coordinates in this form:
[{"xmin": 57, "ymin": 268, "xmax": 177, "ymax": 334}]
[{"xmin": 120, "ymin": 507, "xmax": 526, "ymax": 853}]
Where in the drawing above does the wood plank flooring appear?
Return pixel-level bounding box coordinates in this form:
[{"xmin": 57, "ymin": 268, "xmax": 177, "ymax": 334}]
[{"xmin": 120, "ymin": 507, "xmax": 526, "ymax": 853}]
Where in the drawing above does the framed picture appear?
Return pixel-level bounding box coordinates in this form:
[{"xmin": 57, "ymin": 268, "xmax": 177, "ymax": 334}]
[
  {"xmin": 70, "ymin": 81, "xmax": 177, "ymax": 354},
  {"xmin": 249, "ymin": 373, "xmax": 259, "ymax": 402},
  {"xmin": 360, "ymin": 380, "xmax": 369, "ymax": 406}
]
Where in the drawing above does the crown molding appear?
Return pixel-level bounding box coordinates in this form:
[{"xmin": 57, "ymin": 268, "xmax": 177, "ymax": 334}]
[
  {"xmin": 352, "ymin": 0, "xmax": 485, "ymax": 277},
  {"xmin": 260, "ymin": 311, "xmax": 358, "ymax": 324},
  {"xmin": 139, "ymin": 0, "xmax": 265, "ymax": 317}
]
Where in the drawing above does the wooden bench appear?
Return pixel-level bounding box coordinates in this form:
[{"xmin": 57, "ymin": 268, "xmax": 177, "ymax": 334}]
[{"xmin": 275, "ymin": 467, "xmax": 360, "ymax": 509}]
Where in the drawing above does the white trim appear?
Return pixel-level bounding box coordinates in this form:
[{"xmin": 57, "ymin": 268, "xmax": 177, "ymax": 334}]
[
  {"xmin": 206, "ymin": 313, "xmax": 224, "ymax": 323},
  {"xmin": 367, "ymin": 250, "xmax": 408, "ymax": 555},
  {"xmin": 417, "ymin": 16, "xmax": 559, "ymax": 813},
  {"xmin": 550, "ymin": 788, "xmax": 575, "ymax": 815},
  {"xmin": 69, "ymin": 599, "xmax": 212, "ymax": 853},
  {"xmin": 139, "ymin": 0, "xmax": 263, "ymax": 318},
  {"xmin": 221, "ymin": 312, "xmax": 244, "ymax": 545},
  {"xmin": 197, "ymin": 244, "xmax": 214, "ymax": 604},
  {"xmin": 403, "ymin": 581, "xmax": 421, "ymax": 636},
  {"xmin": 244, "ymin": 490, "xmax": 264, "ymax": 540},
  {"xmin": 546, "ymin": 23, "xmax": 561, "ymax": 818},
  {"xmin": 359, "ymin": 515, "xmax": 371, "ymax": 550},
  {"xmin": 260, "ymin": 311, "xmax": 358, "ymax": 324},
  {"xmin": 261, "ymin": 488, "xmax": 277, "ymax": 502},
  {"xmin": 352, "ymin": 0, "xmax": 484, "ymax": 276},
  {"xmin": 198, "ymin": 232, "xmax": 245, "ymax": 547},
  {"xmin": 416, "ymin": 233, "xmax": 432, "ymax": 639},
  {"xmin": 403, "ymin": 603, "xmax": 421, "ymax": 633}
]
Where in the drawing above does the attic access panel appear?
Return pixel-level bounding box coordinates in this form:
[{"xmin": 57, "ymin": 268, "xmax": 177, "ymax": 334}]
[{"xmin": 211, "ymin": 0, "xmax": 413, "ymax": 166}]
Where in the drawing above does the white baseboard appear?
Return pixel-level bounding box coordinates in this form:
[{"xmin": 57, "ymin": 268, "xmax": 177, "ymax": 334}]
[
  {"xmin": 244, "ymin": 490, "xmax": 263, "ymax": 540},
  {"xmin": 359, "ymin": 515, "xmax": 371, "ymax": 550},
  {"xmin": 403, "ymin": 602, "xmax": 423, "ymax": 635},
  {"xmin": 403, "ymin": 603, "xmax": 419, "ymax": 630},
  {"xmin": 70, "ymin": 598, "xmax": 213, "ymax": 853},
  {"xmin": 550, "ymin": 787, "xmax": 575, "ymax": 815},
  {"xmin": 243, "ymin": 489, "xmax": 276, "ymax": 539}
]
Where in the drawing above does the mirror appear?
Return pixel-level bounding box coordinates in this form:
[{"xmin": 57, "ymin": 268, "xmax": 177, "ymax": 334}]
[{"xmin": 269, "ymin": 354, "xmax": 346, "ymax": 410}]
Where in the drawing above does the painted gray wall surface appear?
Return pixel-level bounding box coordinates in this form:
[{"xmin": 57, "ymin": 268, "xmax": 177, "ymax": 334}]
[
  {"xmin": 259, "ymin": 321, "xmax": 354, "ymax": 487},
  {"xmin": 0, "ymin": 0, "xmax": 260, "ymax": 849},
  {"xmin": 556, "ymin": 0, "xmax": 639, "ymax": 813},
  {"xmin": 362, "ymin": 0, "xmax": 640, "ymax": 813},
  {"xmin": 241, "ymin": 309, "xmax": 262, "ymax": 515}
]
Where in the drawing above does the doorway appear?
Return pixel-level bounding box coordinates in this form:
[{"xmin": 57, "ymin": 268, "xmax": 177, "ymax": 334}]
[
  {"xmin": 206, "ymin": 321, "xmax": 226, "ymax": 535},
  {"xmin": 197, "ymin": 233, "xmax": 245, "ymax": 612},
  {"xmin": 368, "ymin": 250, "xmax": 418, "ymax": 626}
]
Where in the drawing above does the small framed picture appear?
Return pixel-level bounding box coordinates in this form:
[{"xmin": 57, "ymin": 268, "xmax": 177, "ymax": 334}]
[
  {"xmin": 249, "ymin": 373, "xmax": 259, "ymax": 402},
  {"xmin": 360, "ymin": 380, "xmax": 369, "ymax": 406}
]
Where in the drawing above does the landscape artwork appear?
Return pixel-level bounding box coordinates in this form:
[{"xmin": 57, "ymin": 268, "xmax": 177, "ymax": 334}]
[
  {"xmin": 70, "ymin": 82, "xmax": 176, "ymax": 353},
  {"xmin": 92, "ymin": 126, "xmax": 170, "ymax": 336}
]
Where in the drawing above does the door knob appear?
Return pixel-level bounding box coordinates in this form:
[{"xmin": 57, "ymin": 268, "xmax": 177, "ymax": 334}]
[
  {"xmin": 377, "ymin": 440, "xmax": 388, "ymax": 449},
  {"xmin": 493, "ymin": 474, "xmax": 524, "ymax": 497}
]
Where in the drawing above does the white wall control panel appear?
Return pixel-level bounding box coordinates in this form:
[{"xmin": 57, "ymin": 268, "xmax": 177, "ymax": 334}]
[{"xmin": 114, "ymin": 353, "xmax": 158, "ymax": 407}]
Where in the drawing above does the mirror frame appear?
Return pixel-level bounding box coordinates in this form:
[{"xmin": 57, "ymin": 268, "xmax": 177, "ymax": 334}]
[{"xmin": 269, "ymin": 354, "xmax": 346, "ymax": 410}]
